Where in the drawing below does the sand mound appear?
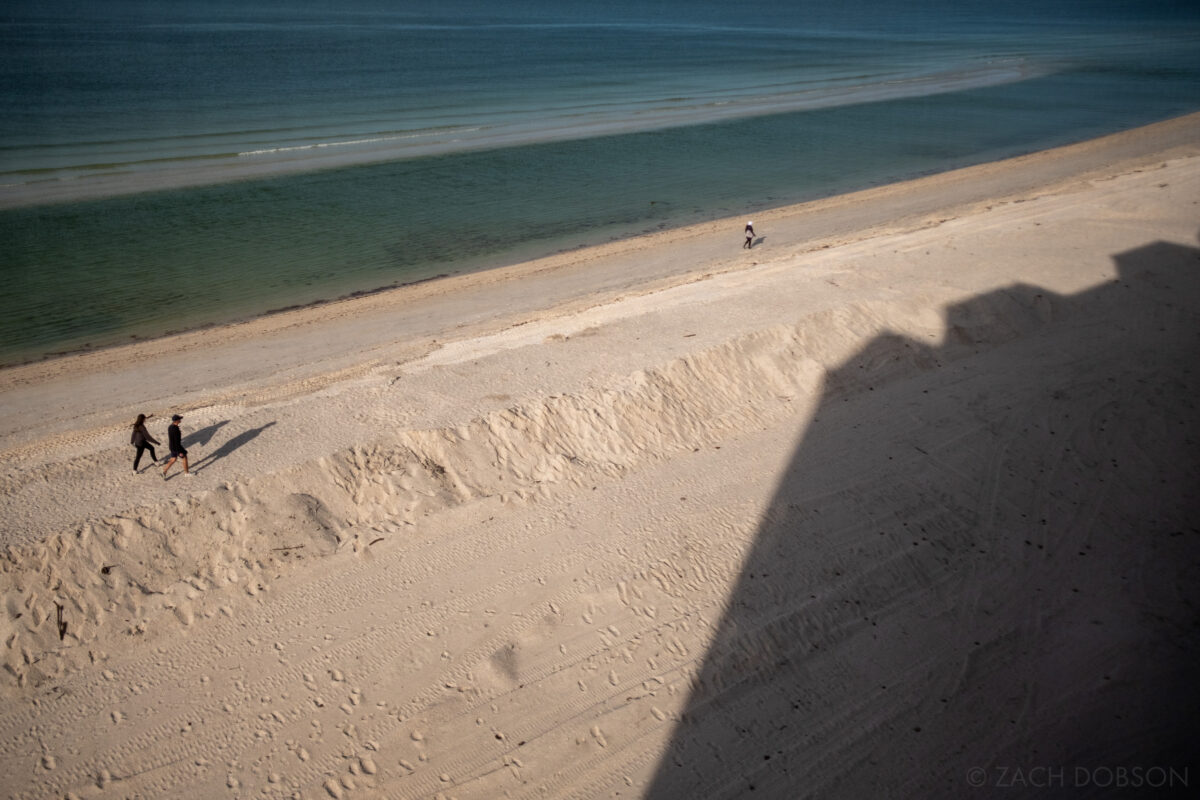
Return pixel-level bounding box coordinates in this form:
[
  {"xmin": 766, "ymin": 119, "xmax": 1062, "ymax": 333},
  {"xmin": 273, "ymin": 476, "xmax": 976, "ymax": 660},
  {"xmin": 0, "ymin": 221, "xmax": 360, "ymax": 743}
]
[{"xmin": 1, "ymin": 284, "xmax": 1064, "ymax": 697}]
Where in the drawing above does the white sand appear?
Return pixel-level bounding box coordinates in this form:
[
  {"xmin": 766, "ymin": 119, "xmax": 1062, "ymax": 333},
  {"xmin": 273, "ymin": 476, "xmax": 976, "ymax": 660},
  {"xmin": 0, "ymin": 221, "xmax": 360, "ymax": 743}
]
[{"xmin": 2, "ymin": 114, "xmax": 1199, "ymax": 799}]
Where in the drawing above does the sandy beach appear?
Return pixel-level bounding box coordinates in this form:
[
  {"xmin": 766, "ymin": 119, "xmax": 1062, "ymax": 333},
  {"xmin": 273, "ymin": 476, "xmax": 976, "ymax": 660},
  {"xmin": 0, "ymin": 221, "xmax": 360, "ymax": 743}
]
[{"xmin": 2, "ymin": 113, "xmax": 1199, "ymax": 798}]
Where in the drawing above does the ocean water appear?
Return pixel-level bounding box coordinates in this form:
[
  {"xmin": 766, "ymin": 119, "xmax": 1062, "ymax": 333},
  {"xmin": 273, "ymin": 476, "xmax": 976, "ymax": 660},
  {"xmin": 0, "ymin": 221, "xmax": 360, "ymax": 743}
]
[{"xmin": 2, "ymin": 0, "xmax": 1199, "ymax": 365}]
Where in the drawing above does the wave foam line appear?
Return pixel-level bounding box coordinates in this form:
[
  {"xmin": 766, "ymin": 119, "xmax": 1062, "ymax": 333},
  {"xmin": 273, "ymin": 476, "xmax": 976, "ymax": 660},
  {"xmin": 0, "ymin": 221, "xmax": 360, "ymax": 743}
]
[
  {"xmin": 236, "ymin": 62, "xmax": 1047, "ymax": 161},
  {"xmin": 238, "ymin": 128, "xmax": 483, "ymax": 158}
]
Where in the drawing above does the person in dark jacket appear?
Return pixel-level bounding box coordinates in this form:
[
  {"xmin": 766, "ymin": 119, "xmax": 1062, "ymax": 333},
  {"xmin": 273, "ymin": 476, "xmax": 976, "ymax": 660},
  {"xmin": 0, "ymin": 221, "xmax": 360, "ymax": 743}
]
[
  {"xmin": 162, "ymin": 413, "xmax": 193, "ymax": 478},
  {"xmin": 131, "ymin": 413, "xmax": 160, "ymax": 472}
]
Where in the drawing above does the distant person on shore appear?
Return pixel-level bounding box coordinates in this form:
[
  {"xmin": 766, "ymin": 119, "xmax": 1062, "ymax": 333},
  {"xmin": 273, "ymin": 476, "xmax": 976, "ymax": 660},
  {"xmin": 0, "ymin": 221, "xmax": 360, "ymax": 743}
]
[
  {"xmin": 162, "ymin": 414, "xmax": 193, "ymax": 479},
  {"xmin": 744, "ymin": 221, "xmax": 755, "ymax": 249},
  {"xmin": 131, "ymin": 413, "xmax": 160, "ymax": 473}
]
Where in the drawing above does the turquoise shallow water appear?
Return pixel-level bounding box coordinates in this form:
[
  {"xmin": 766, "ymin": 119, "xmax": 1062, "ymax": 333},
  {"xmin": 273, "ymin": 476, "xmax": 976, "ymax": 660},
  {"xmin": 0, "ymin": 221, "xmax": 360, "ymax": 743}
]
[{"xmin": 2, "ymin": 1, "xmax": 1199, "ymax": 365}]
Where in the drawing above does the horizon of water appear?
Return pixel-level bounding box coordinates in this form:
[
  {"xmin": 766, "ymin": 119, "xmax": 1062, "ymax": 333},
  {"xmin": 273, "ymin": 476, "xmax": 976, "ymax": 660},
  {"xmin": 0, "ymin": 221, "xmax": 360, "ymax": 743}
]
[{"xmin": 2, "ymin": 0, "xmax": 1199, "ymax": 366}]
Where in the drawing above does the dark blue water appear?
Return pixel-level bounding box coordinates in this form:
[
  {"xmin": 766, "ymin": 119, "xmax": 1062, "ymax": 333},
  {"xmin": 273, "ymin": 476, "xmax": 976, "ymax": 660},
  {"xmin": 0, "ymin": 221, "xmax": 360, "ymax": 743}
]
[{"xmin": 1, "ymin": 0, "xmax": 1198, "ymax": 365}]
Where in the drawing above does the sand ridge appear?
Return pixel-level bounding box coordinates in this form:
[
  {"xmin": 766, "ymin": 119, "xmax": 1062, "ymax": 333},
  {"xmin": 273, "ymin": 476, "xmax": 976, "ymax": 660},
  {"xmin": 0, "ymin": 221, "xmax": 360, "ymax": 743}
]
[{"xmin": 1, "ymin": 116, "xmax": 1199, "ymax": 798}]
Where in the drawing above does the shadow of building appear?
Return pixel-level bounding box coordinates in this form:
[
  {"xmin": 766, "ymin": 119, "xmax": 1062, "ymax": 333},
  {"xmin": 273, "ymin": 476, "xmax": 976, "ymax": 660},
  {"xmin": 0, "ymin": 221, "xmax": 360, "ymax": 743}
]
[{"xmin": 644, "ymin": 239, "xmax": 1200, "ymax": 797}]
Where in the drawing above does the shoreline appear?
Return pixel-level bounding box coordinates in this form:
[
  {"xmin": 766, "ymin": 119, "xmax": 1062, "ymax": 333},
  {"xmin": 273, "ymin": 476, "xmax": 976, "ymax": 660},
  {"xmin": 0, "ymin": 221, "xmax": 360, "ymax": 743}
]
[
  {"xmin": 3, "ymin": 111, "xmax": 1198, "ymax": 389},
  {"xmin": 0, "ymin": 269, "xmax": 456, "ymax": 371},
  {"xmin": 3, "ymin": 111, "xmax": 1199, "ymax": 373}
]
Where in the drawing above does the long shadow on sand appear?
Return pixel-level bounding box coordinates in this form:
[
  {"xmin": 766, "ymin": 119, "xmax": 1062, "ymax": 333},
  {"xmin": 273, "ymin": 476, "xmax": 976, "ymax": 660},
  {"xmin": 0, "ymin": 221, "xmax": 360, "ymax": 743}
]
[
  {"xmin": 644, "ymin": 239, "xmax": 1200, "ymax": 797},
  {"xmin": 183, "ymin": 419, "xmax": 230, "ymax": 448},
  {"xmin": 191, "ymin": 421, "xmax": 277, "ymax": 475}
]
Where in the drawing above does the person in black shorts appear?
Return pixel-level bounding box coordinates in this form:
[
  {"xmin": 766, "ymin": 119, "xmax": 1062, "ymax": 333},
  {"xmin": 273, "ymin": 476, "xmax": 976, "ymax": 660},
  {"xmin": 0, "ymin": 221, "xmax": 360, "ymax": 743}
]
[
  {"xmin": 162, "ymin": 413, "xmax": 193, "ymax": 478},
  {"xmin": 743, "ymin": 220, "xmax": 755, "ymax": 249}
]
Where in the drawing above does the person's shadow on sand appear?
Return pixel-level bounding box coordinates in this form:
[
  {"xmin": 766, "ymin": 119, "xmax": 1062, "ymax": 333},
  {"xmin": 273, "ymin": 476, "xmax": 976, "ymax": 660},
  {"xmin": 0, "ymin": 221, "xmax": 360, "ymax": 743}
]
[
  {"xmin": 182, "ymin": 419, "xmax": 230, "ymax": 448},
  {"xmin": 643, "ymin": 237, "xmax": 1200, "ymax": 797},
  {"xmin": 191, "ymin": 421, "xmax": 277, "ymax": 475}
]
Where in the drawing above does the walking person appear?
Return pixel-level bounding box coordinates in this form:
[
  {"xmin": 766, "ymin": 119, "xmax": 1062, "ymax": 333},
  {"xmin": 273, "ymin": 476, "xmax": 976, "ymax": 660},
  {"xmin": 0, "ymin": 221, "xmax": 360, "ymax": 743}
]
[
  {"xmin": 743, "ymin": 220, "xmax": 755, "ymax": 249},
  {"xmin": 162, "ymin": 414, "xmax": 193, "ymax": 478},
  {"xmin": 131, "ymin": 413, "xmax": 160, "ymax": 472}
]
